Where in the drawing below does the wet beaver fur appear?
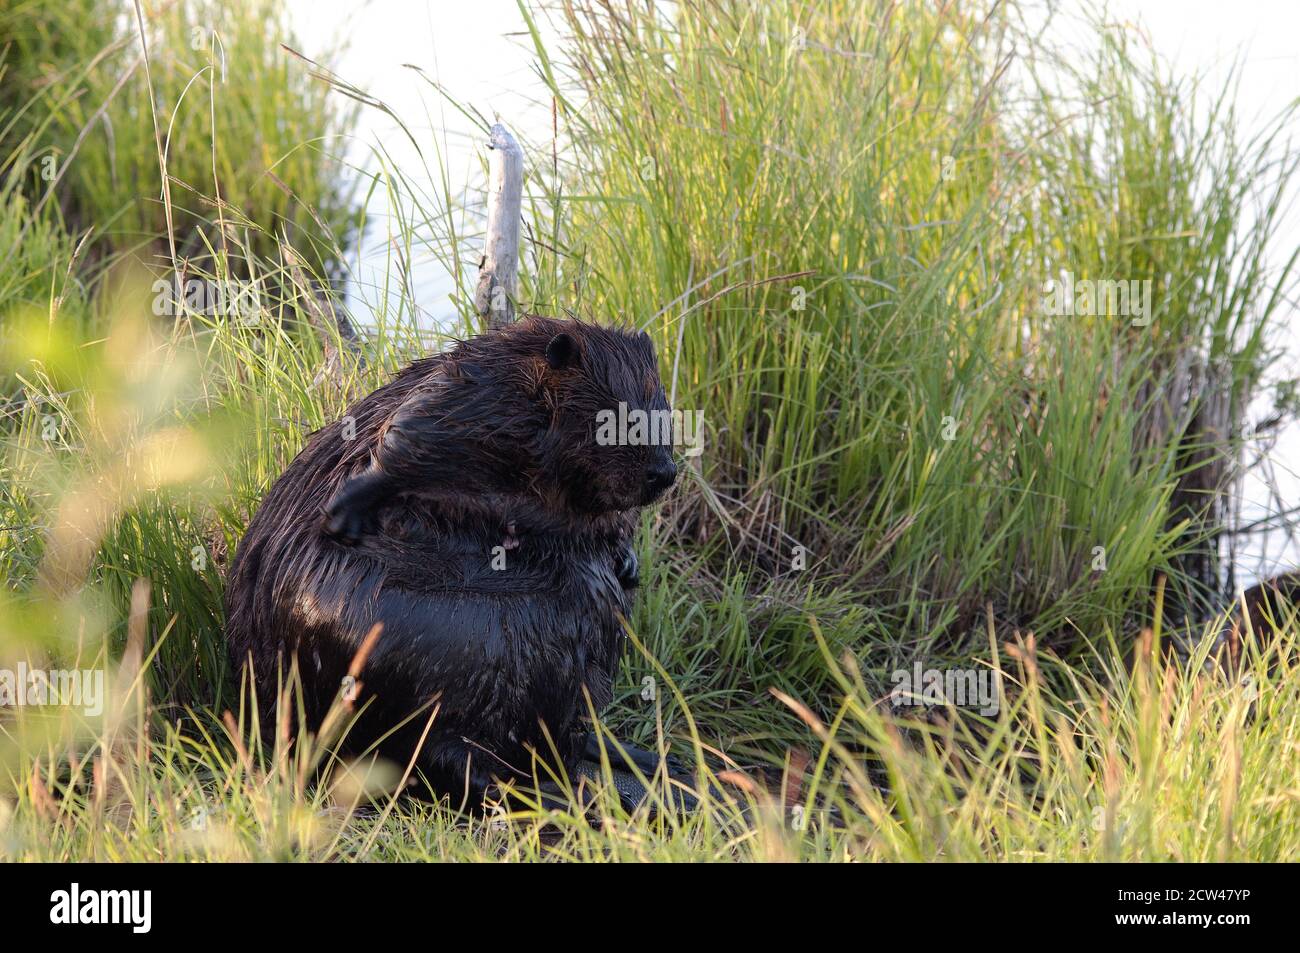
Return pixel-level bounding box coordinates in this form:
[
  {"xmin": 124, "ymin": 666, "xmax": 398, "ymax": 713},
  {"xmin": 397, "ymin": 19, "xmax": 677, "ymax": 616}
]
[
  {"xmin": 1211, "ymin": 570, "xmax": 1300, "ymax": 669},
  {"xmin": 223, "ymin": 315, "xmax": 679, "ymax": 807}
]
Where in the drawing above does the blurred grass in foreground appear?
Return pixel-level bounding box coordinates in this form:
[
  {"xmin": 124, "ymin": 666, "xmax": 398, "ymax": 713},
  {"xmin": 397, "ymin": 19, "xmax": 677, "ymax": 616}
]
[{"xmin": 1, "ymin": 595, "xmax": 1295, "ymax": 861}]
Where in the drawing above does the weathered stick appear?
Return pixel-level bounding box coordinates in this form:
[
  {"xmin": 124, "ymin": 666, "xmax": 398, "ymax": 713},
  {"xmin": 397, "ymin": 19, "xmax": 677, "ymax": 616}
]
[{"xmin": 474, "ymin": 123, "xmax": 524, "ymax": 329}]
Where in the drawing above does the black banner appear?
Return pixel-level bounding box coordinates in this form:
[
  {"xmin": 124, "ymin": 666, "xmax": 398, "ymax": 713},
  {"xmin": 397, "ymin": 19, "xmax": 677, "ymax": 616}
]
[{"xmin": 0, "ymin": 862, "xmax": 1275, "ymax": 939}]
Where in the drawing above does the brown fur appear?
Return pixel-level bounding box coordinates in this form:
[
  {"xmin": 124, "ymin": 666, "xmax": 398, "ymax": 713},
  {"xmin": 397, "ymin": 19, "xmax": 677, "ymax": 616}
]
[{"xmin": 223, "ymin": 316, "xmax": 678, "ymax": 805}]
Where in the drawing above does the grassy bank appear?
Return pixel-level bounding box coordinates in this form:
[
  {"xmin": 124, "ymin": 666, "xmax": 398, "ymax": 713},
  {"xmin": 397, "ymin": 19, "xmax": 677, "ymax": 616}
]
[
  {"xmin": 0, "ymin": 0, "xmax": 355, "ymax": 275},
  {"xmin": 3, "ymin": 597, "xmax": 1296, "ymax": 861},
  {"xmin": 1, "ymin": 0, "xmax": 1298, "ymax": 860}
]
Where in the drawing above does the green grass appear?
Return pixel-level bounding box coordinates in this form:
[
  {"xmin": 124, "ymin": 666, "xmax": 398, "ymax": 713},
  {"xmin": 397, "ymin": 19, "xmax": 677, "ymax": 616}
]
[
  {"xmin": 3, "ymin": 595, "xmax": 1297, "ymax": 861},
  {"xmin": 0, "ymin": 0, "xmax": 357, "ymax": 278},
  {"xmin": 521, "ymin": 0, "xmax": 1298, "ymax": 643},
  {"xmin": 1, "ymin": 0, "xmax": 1299, "ymax": 861}
]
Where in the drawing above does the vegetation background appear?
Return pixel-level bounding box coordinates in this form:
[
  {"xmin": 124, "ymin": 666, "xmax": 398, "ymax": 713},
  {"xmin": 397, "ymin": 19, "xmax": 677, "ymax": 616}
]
[{"xmin": 1, "ymin": 0, "xmax": 1298, "ymax": 861}]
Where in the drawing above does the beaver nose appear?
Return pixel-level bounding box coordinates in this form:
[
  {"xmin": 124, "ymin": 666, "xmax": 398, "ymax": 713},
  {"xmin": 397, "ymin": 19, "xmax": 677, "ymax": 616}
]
[{"xmin": 644, "ymin": 459, "xmax": 678, "ymax": 497}]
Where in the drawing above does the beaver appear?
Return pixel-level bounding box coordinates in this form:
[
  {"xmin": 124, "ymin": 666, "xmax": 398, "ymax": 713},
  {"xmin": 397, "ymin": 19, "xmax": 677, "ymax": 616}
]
[
  {"xmin": 223, "ymin": 315, "xmax": 679, "ymax": 807},
  {"xmin": 1210, "ymin": 570, "xmax": 1300, "ymax": 669}
]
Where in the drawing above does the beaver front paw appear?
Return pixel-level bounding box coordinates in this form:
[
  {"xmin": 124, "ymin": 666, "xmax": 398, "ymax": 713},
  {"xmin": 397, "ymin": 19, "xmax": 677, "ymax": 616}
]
[
  {"xmin": 322, "ymin": 498, "xmax": 380, "ymax": 545},
  {"xmin": 323, "ymin": 470, "xmax": 390, "ymax": 544},
  {"xmin": 614, "ymin": 546, "xmax": 639, "ymax": 590}
]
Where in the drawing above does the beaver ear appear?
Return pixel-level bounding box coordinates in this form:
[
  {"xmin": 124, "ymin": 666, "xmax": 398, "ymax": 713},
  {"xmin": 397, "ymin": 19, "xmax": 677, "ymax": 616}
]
[{"xmin": 545, "ymin": 332, "xmax": 578, "ymax": 370}]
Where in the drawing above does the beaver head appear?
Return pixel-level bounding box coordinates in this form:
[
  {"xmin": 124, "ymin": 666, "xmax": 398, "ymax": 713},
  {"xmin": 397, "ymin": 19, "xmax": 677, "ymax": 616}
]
[
  {"xmin": 537, "ymin": 318, "xmax": 677, "ymax": 513},
  {"xmin": 441, "ymin": 315, "xmax": 679, "ymax": 517}
]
